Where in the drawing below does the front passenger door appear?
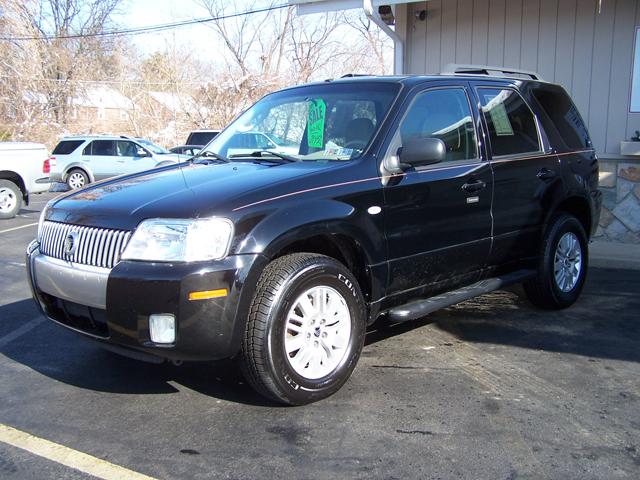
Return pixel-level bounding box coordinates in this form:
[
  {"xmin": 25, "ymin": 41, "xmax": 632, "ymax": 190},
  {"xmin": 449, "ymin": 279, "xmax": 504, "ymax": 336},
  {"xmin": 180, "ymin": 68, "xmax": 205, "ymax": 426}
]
[
  {"xmin": 383, "ymin": 85, "xmax": 493, "ymax": 298},
  {"xmin": 116, "ymin": 141, "xmax": 155, "ymax": 174}
]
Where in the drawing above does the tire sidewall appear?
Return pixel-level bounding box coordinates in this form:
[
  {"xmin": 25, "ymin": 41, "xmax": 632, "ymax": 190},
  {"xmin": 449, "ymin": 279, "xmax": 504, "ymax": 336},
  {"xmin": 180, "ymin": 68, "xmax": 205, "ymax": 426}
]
[
  {"xmin": 0, "ymin": 180, "xmax": 22, "ymax": 219},
  {"xmin": 542, "ymin": 215, "xmax": 588, "ymax": 307},
  {"xmin": 265, "ymin": 260, "xmax": 365, "ymax": 404}
]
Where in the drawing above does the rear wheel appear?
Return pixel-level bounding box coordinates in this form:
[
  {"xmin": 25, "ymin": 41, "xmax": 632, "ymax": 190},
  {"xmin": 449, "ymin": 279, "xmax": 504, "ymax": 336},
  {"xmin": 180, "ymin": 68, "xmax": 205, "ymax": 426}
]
[
  {"xmin": 0, "ymin": 180, "xmax": 22, "ymax": 219},
  {"xmin": 240, "ymin": 253, "xmax": 366, "ymax": 405},
  {"xmin": 66, "ymin": 169, "xmax": 88, "ymax": 190},
  {"xmin": 524, "ymin": 213, "xmax": 588, "ymax": 309}
]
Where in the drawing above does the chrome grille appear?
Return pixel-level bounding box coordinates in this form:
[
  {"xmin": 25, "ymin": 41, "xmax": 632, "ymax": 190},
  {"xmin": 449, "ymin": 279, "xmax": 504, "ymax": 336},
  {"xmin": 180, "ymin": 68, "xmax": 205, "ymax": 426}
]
[{"xmin": 39, "ymin": 221, "xmax": 132, "ymax": 269}]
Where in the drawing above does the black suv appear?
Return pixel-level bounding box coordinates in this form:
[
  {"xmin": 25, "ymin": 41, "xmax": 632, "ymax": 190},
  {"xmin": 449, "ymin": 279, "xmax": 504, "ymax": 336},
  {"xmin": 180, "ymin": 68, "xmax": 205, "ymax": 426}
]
[{"xmin": 27, "ymin": 72, "xmax": 601, "ymax": 405}]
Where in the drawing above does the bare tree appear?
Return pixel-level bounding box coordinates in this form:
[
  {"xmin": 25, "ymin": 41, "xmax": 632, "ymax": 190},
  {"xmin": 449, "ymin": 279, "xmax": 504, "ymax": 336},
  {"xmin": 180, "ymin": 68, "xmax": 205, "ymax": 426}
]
[
  {"xmin": 3, "ymin": 0, "xmax": 124, "ymax": 126},
  {"xmin": 342, "ymin": 11, "xmax": 391, "ymax": 75}
]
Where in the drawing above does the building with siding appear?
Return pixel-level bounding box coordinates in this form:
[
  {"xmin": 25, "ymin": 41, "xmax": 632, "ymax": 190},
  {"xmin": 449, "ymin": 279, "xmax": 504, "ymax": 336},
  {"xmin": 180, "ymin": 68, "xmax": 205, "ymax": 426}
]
[{"xmin": 292, "ymin": 0, "xmax": 640, "ymax": 243}]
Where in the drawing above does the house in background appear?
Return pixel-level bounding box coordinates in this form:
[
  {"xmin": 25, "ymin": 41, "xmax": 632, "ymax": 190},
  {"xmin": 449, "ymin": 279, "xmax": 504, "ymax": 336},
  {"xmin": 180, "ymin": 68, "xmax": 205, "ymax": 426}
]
[
  {"xmin": 70, "ymin": 85, "xmax": 136, "ymax": 132},
  {"xmin": 292, "ymin": 0, "xmax": 640, "ymax": 243}
]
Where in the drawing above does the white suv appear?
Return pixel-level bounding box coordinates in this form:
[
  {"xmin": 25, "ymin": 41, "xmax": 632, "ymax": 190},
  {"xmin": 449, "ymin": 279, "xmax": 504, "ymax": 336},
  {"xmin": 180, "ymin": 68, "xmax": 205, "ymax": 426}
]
[{"xmin": 50, "ymin": 136, "xmax": 187, "ymax": 189}]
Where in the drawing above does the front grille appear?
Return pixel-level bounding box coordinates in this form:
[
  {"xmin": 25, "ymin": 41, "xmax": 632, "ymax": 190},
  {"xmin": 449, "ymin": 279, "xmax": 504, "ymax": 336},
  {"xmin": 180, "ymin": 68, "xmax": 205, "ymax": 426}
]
[{"xmin": 39, "ymin": 221, "xmax": 132, "ymax": 269}]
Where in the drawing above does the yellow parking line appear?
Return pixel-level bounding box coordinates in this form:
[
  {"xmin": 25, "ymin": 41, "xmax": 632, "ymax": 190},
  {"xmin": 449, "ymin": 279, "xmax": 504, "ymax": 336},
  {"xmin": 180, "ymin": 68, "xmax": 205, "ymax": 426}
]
[
  {"xmin": 0, "ymin": 222, "xmax": 38, "ymax": 234},
  {"xmin": 0, "ymin": 424, "xmax": 158, "ymax": 480}
]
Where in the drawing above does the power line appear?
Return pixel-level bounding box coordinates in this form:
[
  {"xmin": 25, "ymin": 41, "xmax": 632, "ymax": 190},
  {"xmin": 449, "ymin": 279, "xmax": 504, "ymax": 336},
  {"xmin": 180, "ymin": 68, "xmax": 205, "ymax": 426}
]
[{"xmin": 0, "ymin": 3, "xmax": 290, "ymax": 41}]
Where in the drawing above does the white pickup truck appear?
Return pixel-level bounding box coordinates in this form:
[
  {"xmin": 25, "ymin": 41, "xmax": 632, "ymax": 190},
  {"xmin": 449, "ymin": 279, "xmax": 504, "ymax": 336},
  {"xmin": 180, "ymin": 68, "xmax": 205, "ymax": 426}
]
[{"xmin": 0, "ymin": 142, "xmax": 51, "ymax": 219}]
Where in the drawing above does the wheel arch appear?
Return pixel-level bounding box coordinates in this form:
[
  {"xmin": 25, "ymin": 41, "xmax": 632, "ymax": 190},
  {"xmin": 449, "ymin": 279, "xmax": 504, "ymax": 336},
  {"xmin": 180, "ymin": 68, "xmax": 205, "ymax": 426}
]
[
  {"xmin": 234, "ymin": 199, "xmax": 385, "ymax": 318},
  {"xmin": 547, "ymin": 195, "xmax": 592, "ymax": 238},
  {"xmin": 64, "ymin": 164, "xmax": 94, "ymax": 183},
  {"xmin": 0, "ymin": 170, "xmax": 27, "ymax": 200}
]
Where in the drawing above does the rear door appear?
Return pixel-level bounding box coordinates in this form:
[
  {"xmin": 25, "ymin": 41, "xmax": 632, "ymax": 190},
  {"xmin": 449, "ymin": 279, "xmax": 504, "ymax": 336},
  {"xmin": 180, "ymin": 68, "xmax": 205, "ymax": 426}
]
[
  {"xmin": 85, "ymin": 140, "xmax": 118, "ymax": 180},
  {"xmin": 383, "ymin": 83, "xmax": 493, "ymax": 297},
  {"xmin": 470, "ymin": 83, "xmax": 558, "ymax": 266}
]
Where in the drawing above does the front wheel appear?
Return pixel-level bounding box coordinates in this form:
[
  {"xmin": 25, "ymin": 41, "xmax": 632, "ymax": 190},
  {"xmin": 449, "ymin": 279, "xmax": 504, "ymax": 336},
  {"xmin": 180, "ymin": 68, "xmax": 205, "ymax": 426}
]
[
  {"xmin": 524, "ymin": 213, "xmax": 588, "ymax": 309},
  {"xmin": 240, "ymin": 253, "xmax": 366, "ymax": 405}
]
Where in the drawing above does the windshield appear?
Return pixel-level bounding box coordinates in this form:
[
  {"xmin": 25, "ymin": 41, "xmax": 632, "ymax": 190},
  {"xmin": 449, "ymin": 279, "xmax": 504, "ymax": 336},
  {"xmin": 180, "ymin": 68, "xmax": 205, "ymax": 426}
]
[
  {"xmin": 136, "ymin": 138, "xmax": 170, "ymax": 154},
  {"xmin": 202, "ymin": 82, "xmax": 400, "ymax": 162}
]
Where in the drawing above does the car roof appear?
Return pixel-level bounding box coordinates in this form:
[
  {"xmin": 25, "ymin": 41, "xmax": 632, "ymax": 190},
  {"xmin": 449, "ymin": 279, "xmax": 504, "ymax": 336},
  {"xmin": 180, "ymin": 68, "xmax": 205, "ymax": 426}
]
[
  {"xmin": 278, "ymin": 73, "xmax": 552, "ymax": 94},
  {"xmin": 0, "ymin": 141, "xmax": 47, "ymax": 151},
  {"xmin": 58, "ymin": 135, "xmax": 145, "ymax": 142}
]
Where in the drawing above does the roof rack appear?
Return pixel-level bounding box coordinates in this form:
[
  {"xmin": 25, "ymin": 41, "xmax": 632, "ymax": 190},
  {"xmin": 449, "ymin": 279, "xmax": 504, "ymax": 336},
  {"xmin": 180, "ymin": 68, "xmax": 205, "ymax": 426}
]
[
  {"xmin": 340, "ymin": 73, "xmax": 373, "ymax": 78},
  {"xmin": 441, "ymin": 64, "xmax": 543, "ymax": 81}
]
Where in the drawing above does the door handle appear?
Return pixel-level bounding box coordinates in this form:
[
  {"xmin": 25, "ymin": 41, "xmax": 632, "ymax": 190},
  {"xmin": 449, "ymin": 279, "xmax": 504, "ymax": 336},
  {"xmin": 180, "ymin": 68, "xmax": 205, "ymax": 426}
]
[
  {"xmin": 461, "ymin": 179, "xmax": 487, "ymax": 193},
  {"xmin": 537, "ymin": 168, "xmax": 556, "ymax": 180}
]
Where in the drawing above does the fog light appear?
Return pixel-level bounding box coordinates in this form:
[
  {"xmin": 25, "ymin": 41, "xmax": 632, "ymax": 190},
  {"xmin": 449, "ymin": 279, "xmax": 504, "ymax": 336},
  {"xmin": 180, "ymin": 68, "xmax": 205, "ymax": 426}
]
[{"xmin": 149, "ymin": 314, "xmax": 176, "ymax": 344}]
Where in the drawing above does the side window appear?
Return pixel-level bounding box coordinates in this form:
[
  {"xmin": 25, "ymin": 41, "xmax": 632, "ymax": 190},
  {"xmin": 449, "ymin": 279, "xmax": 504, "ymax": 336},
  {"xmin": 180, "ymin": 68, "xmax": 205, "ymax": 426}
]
[
  {"xmin": 91, "ymin": 140, "xmax": 116, "ymax": 156},
  {"xmin": 478, "ymin": 88, "xmax": 541, "ymax": 157},
  {"xmin": 82, "ymin": 142, "xmax": 92, "ymax": 155},
  {"xmin": 116, "ymin": 141, "xmax": 137, "ymax": 157},
  {"xmin": 52, "ymin": 140, "xmax": 83, "ymax": 155},
  {"xmin": 531, "ymin": 86, "xmax": 590, "ymax": 150},
  {"xmin": 399, "ymin": 88, "xmax": 478, "ymax": 162}
]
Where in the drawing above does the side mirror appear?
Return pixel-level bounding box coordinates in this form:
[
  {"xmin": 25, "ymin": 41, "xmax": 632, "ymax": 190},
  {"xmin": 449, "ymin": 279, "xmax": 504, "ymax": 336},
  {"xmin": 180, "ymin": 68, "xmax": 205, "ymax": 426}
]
[
  {"xmin": 135, "ymin": 148, "xmax": 150, "ymax": 158},
  {"xmin": 398, "ymin": 137, "xmax": 446, "ymax": 169}
]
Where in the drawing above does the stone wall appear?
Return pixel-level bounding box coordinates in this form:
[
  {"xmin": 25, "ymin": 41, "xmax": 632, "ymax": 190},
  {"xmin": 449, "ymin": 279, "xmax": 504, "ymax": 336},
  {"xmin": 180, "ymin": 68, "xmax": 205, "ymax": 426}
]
[{"xmin": 595, "ymin": 159, "xmax": 640, "ymax": 243}]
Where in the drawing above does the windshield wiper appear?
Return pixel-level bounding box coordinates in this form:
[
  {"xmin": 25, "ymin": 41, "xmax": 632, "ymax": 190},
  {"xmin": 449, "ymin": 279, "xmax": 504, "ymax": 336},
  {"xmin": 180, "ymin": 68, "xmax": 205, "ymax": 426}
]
[
  {"xmin": 229, "ymin": 150, "xmax": 298, "ymax": 163},
  {"xmin": 190, "ymin": 150, "xmax": 229, "ymax": 164}
]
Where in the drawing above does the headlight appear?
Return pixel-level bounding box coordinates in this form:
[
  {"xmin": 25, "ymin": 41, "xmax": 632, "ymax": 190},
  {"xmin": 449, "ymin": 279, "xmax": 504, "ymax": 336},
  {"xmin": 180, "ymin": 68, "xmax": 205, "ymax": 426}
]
[{"xmin": 122, "ymin": 218, "xmax": 233, "ymax": 262}]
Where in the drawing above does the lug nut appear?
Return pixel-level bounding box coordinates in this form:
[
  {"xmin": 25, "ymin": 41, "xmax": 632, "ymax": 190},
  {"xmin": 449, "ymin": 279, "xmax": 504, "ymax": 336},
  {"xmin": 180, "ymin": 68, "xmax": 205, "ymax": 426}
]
[
  {"xmin": 314, "ymin": 341, "xmax": 319, "ymax": 347},
  {"xmin": 321, "ymin": 332, "xmax": 327, "ymax": 338}
]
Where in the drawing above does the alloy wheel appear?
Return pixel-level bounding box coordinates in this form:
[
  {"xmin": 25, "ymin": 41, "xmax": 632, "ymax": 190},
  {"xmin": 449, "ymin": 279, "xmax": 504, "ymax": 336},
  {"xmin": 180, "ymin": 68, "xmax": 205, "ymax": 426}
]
[
  {"xmin": 553, "ymin": 232, "xmax": 582, "ymax": 292},
  {"xmin": 284, "ymin": 285, "xmax": 352, "ymax": 380}
]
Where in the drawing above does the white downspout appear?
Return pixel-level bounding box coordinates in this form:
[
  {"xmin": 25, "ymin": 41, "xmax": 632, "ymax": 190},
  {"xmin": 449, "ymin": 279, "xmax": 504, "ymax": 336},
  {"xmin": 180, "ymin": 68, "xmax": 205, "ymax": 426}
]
[{"xmin": 363, "ymin": 0, "xmax": 404, "ymax": 75}]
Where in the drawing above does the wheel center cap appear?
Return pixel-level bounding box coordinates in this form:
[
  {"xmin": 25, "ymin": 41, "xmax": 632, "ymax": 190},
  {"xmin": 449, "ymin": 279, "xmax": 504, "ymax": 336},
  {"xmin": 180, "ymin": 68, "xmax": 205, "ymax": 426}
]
[{"xmin": 314, "ymin": 326, "xmax": 321, "ymax": 337}]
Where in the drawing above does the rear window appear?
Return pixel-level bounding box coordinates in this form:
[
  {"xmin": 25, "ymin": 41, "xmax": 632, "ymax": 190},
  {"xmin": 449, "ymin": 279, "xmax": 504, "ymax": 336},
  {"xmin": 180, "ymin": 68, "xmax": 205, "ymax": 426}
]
[
  {"xmin": 52, "ymin": 140, "xmax": 84, "ymax": 155},
  {"xmin": 531, "ymin": 86, "xmax": 590, "ymax": 150},
  {"xmin": 186, "ymin": 131, "xmax": 218, "ymax": 146}
]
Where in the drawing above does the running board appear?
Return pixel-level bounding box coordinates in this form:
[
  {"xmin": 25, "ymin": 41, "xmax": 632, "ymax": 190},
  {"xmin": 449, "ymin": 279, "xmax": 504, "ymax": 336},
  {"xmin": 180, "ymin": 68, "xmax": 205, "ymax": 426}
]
[{"xmin": 387, "ymin": 269, "xmax": 535, "ymax": 322}]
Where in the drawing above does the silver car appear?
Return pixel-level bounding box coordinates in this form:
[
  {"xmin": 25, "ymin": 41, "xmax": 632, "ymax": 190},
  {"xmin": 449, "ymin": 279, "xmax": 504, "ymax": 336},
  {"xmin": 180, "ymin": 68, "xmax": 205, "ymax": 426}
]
[{"xmin": 49, "ymin": 136, "xmax": 187, "ymax": 189}]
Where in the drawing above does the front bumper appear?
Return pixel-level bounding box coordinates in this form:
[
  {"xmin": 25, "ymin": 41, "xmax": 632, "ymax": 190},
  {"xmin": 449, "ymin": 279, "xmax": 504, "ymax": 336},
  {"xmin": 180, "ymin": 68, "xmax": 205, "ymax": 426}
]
[{"xmin": 26, "ymin": 240, "xmax": 267, "ymax": 361}]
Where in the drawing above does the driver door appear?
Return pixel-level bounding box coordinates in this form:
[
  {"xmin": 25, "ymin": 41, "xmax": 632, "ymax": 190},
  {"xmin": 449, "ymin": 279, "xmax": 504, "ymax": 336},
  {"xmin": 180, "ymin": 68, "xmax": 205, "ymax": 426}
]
[{"xmin": 383, "ymin": 84, "xmax": 493, "ymax": 298}]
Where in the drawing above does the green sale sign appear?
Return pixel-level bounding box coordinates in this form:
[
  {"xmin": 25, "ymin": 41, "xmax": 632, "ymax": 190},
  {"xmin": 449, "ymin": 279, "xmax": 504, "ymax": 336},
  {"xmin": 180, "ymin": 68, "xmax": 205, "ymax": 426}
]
[{"xmin": 307, "ymin": 99, "xmax": 326, "ymax": 148}]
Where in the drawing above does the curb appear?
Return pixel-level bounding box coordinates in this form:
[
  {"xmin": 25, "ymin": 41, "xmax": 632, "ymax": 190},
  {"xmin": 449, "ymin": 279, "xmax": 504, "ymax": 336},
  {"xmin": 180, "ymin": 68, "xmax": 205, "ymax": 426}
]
[{"xmin": 589, "ymin": 241, "xmax": 640, "ymax": 271}]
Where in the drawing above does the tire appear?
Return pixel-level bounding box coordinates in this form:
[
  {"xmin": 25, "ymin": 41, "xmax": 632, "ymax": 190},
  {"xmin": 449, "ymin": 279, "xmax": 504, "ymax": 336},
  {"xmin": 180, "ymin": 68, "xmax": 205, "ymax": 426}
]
[
  {"xmin": 240, "ymin": 253, "xmax": 366, "ymax": 405},
  {"xmin": 524, "ymin": 213, "xmax": 588, "ymax": 309},
  {"xmin": 66, "ymin": 169, "xmax": 89, "ymax": 190},
  {"xmin": 0, "ymin": 180, "xmax": 22, "ymax": 219}
]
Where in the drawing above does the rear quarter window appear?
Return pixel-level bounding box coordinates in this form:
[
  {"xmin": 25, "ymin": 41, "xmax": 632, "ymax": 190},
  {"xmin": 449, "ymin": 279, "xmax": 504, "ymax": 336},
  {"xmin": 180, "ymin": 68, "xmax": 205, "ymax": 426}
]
[
  {"xmin": 531, "ymin": 86, "xmax": 591, "ymax": 150},
  {"xmin": 52, "ymin": 140, "xmax": 84, "ymax": 155},
  {"xmin": 187, "ymin": 132, "xmax": 218, "ymax": 145}
]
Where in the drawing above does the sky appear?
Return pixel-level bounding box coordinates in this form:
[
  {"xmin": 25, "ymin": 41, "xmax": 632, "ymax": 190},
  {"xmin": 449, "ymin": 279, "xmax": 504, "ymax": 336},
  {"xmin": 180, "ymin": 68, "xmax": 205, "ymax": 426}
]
[{"xmin": 112, "ymin": 0, "xmax": 222, "ymax": 60}]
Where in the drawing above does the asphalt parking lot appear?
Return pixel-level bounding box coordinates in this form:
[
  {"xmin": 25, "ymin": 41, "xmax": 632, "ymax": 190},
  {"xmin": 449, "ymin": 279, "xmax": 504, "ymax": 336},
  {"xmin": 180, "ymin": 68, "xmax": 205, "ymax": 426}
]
[{"xmin": 1, "ymin": 192, "xmax": 639, "ymax": 480}]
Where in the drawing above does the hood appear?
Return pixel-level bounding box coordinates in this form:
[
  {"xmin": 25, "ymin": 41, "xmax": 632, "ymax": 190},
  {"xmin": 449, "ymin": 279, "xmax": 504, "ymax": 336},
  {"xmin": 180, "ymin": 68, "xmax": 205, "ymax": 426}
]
[{"xmin": 47, "ymin": 161, "xmax": 337, "ymax": 230}]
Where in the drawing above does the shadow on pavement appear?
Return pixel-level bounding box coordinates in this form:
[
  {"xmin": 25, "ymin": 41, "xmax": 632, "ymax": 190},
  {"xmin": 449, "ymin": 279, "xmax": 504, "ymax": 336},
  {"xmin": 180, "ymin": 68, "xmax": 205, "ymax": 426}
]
[
  {"xmin": 0, "ymin": 300, "xmax": 276, "ymax": 407},
  {"xmin": 367, "ymin": 268, "xmax": 640, "ymax": 363},
  {"xmin": 2, "ymin": 268, "xmax": 637, "ymax": 405}
]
